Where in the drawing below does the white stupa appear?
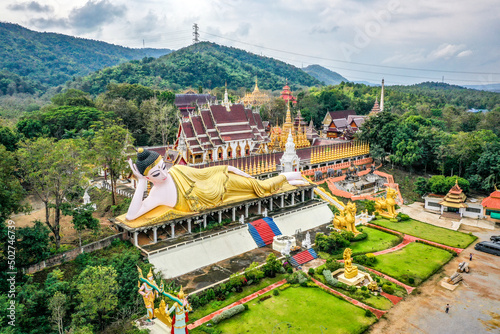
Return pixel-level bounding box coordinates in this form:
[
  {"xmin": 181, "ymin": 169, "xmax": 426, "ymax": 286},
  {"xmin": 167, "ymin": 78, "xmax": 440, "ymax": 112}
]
[{"xmin": 280, "ymin": 130, "xmax": 300, "ymax": 173}]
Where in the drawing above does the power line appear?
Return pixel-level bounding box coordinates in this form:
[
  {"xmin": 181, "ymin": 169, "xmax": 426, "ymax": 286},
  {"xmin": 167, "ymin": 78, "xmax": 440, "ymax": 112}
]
[{"xmin": 200, "ymin": 30, "xmax": 500, "ymax": 76}]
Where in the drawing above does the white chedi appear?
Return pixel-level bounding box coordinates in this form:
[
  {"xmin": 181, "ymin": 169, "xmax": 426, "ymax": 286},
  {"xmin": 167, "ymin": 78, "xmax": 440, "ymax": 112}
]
[{"xmin": 280, "ymin": 130, "xmax": 300, "ymax": 173}]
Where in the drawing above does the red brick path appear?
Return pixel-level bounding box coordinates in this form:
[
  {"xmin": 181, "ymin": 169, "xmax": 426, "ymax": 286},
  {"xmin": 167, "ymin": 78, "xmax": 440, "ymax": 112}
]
[
  {"xmin": 310, "ymin": 277, "xmax": 387, "ymax": 319},
  {"xmin": 187, "ymin": 279, "xmax": 287, "ymax": 329},
  {"xmin": 380, "ymin": 291, "xmax": 403, "ymax": 305}
]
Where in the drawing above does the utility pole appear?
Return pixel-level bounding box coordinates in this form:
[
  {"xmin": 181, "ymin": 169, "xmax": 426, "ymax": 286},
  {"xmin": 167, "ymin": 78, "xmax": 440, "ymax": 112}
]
[{"xmin": 192, "ymin": 23, "xmax": 199, "ymax": 44}]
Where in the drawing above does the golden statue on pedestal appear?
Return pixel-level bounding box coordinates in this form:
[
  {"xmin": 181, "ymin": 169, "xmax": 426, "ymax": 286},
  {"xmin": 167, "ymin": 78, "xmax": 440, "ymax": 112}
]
[
  {"xmin": 343, "ymin": 248, "xmax": 358, "ymax": 279},
  {"xmin": 333, "ymin": 201, "xmax": 361, "ymax": 236},
  {"xmin": 375, "ymin": 187, "xmax": 398, "ymax": 218}
]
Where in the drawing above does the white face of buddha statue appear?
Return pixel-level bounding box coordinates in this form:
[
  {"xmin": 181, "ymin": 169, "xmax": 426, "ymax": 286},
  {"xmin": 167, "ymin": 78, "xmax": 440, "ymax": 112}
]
[{"xmin": 145, "ymin": 160, "xmax": 169, "ymax": 184}]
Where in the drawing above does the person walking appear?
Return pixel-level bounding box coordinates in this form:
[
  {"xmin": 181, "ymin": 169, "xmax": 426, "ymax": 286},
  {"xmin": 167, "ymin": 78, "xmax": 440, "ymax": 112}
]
[
  {"xmin": 445, "ymin": 304, "xmax": 450, "ymax": 313},
  {"xmin": 470, "ymin": 253, "xmax": 473, "ymax": 261}
]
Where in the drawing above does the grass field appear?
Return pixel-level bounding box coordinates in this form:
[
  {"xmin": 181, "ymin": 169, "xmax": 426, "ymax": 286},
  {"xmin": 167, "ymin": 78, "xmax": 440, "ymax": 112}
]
[
  {"xmin": 371, "ymin": 218, "xmax": 476, "ymax": 248},
  {"xmin": 370, "ymin": 242, "xmax": 453, "ymax": 286},
  {"xmin": 205, "ymin": 286, "xmax": 376, "ymax": 334},
  {"xmin": 188, "ymin": 275, "xmax": 286, "ymax": 323},
  {"xmin": 350, "ymin": 226, "xmax": 402, "ymax": 254}
]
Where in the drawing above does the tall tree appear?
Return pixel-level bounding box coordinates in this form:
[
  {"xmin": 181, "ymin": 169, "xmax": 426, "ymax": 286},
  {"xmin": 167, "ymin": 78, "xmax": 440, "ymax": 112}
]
[
  {"xmin": 49, "ymin": 291, "xmax": 67, "ymax": 334},
  {"xmin": 91, "ymin": 125, "xmax": 133, "ymax": 206},
  {"xmin": 141, "ymin": 97, "xmax": 179, "ymax": 146},
  {"xmin": 74, "ymin": 265, "xmax": 119, "ymax": 329},
  {"xmin": 0, "ymin": 144, "xmax": 25, "ymax": 221},
  {"xmin": 17, "ymin": 138, "xmax": 89, "ymax": 249}
]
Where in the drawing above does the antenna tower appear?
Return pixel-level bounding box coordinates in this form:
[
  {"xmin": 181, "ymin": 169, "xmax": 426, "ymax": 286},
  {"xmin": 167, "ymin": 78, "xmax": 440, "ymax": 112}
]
[{"xmin": 192, "ymin": 23, "xmax": 199, "ymax": 44}]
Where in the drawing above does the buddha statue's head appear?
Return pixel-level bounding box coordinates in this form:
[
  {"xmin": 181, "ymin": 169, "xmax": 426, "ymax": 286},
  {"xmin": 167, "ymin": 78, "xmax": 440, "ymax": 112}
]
[{"xmin": 135, "ymin": 148, "xmax": 168, "ymax": 184}]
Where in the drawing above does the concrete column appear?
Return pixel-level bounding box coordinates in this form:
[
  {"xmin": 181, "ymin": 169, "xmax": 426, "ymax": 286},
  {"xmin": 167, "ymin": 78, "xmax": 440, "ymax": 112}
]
[
  {"xmin": 170, "ymin": 223, "xmax": 175, "ymax": 239},
  {"xmin": 245, "ymin": 204, "xmax": 249, "ymax": 218},
  {"xmin": 133, "ymin": 232, "xmax": 138, "ymax": 247},
  {"xmin": 440, "ymin": 206, "xmax": 444, "ymax": 215},
  {"xmin": 270, "ymin": 197, "xmax": 273, "ymax": 211},
  {"xmin": 291, "ymin": 193, "xmax": 295, "ymax": 206},
  {"xmin": 187, "ymin": 219, "xmax": 192, "ymax": 233},
  {"xmin": 232, "ymin": 207, "xmax": 236, "ymax": 221},
  {"xmin": 280, "ymin": 195, "xmax": 284, "ymax": 208},
  {"xmin": 311, "ymin": 188, "xmax": 314, "ymax": 199},
  {"xmin": 301, "ymin": 190, "xmax": 305, "ymax": 202},
  {"xmin": 203, "ymin": 215, "xmax": 207, "ymax": 228},
  {"xmin": 218, "ymin": 211, "xmax": 222, "ymax": 223},
  {"xmin": 258, "ymin": 201, "xmax": 262, "ymax": 214},
  {"xmin": 153, "ymin": 227, "xmax": 158, "ymax": 243}
]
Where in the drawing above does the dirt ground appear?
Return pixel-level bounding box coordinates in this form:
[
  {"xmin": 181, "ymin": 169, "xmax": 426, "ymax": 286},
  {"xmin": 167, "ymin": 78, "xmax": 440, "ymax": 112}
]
[
  {"xmin": 10, "ymin": 194, "xmax": 116, "ymax": 246},
  {"xmin": 368, "ymin": 225, "xmax": 500, "ymax": 334}
]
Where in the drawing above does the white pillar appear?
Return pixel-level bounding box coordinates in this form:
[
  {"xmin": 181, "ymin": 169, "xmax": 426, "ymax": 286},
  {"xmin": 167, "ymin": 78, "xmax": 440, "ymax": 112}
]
[
  {"xmin": 291, "ymin": 193, "xmax": 295, "ymax": 206},
  {"xmin": 218, "ymin": 211, "xmax": 222, "ymax": 223},
  {"xmin": 270, "ymin": 197, "xmax": 273, "ymax": 211},
  {"xmin": 258, "ymin": 201, "xmax": 262, "ymax": 214},
  {"xmin": 311, "ymin": 188, "xmax": 314, "ymax": 199},
  {"xmin": 170, "ymin": 223, "xmax": 175, "ymax": 238},
  {"xmin": 440, "ymin": 206, "xmax": 444, "ymax": 215},
  {"xmin": 232, "ymin": 207, "xmax": 236, "ymax": 221},
  {"xmin": 301, "ymin": 190, "xmax": 305, "ymax": 202},
  {"xmin": 245, "ymin": 204, "xmax": 249, "ymax": 218},
  {"xmin": 133, "ymin": 232, "xmax": 138, "ymax": 247},
  {"xmin": 187, "ymin": 219, "xmax": 192, "ymax": 233},
  {"xmin": 281, "ymin": 195, "xmax": 284, "ymax": 208},
  {"xmin": 153, "ymin": 227, "xmax": 157, "ymax": 243},
  {"xmin": 203, "ymin": 215, "xmax": 207, "ymax": 228}
]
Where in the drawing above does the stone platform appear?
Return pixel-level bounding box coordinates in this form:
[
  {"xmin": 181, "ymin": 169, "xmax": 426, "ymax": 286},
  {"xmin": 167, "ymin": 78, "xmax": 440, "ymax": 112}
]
[{"xmin": 338, "ymin": 272, "xmax": 369, "ymax": 286}]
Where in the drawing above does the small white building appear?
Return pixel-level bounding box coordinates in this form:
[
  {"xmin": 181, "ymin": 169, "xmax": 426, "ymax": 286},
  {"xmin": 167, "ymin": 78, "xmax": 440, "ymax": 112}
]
[{"xmin": 280, "ymin": 130, "xmax": 300, "ymax": 173}]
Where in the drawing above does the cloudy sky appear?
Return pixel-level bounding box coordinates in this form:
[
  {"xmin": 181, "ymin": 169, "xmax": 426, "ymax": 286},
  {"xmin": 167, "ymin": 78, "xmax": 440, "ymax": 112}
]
[{"xmin": 2, "ymin": 0, "xmax": 499, "ymax": 86}]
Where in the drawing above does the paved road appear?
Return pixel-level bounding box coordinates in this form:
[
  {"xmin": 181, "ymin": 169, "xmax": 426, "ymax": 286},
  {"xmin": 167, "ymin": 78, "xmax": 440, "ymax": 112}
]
[{"xmin": 368, "ymin": 226, "xmax": 500, "ymax": 334}]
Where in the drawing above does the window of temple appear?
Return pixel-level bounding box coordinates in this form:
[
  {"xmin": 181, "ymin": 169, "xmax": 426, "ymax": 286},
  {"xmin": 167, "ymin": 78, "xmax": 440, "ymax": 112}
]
[
  {"xmin": 236, "ymin": 146, "xmax": 241, "ymax": 157},
  {"xmin": 218, "ymin": 147, "xmax": 223, "ymax": 159},
  {"xmin": 245, "ymin": 144, "xmax": 250, "ymax": 155}
]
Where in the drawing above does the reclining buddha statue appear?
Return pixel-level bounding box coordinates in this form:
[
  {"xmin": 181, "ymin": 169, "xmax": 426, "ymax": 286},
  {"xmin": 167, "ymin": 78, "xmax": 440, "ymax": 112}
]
[{"xmin": 125, "ymin": 148, "xmax": 306, "ymax": 221}]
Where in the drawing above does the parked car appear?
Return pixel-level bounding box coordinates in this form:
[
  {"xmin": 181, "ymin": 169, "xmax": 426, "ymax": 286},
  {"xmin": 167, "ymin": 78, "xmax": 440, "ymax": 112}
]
[
  {"xmin": 490, "ymin": 235, "xmax": 500, "ymax": 243},
  {"xmin": 475, "ymin": 241, "xmax": 500, "ymax": 256}
]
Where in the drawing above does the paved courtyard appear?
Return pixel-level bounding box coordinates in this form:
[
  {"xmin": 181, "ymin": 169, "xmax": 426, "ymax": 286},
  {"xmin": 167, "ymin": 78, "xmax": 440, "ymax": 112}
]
[{"xmin": 368, "ymin": 226, "xmax": 500, "ymax": 334}]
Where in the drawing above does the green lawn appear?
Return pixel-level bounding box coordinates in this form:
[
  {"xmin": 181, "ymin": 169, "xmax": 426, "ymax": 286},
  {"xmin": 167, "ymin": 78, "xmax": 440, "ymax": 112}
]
[
  {"xmin": 188, "ymin": 275, "xmax": 286, "ymax": 323},
  {"xmin": 372, "ymin": 218, "xmax": 476, "ymax": 248},
  {"xmin": 349, "ymin": 226, "xmax": 402, "ymax": 254},
  {"xmin": 370, "ymin": 242, "xmax": 453, "ymax": 286},
  {"xmin": 206, "ymin": 286, "xmax": 376, "ymax": 334}
]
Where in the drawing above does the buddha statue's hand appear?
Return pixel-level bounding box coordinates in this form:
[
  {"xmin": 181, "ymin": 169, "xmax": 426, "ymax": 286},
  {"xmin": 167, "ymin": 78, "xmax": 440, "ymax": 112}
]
[{"xmin": 129, "ymin": 158, "xmax": 146, "ymax": 181}]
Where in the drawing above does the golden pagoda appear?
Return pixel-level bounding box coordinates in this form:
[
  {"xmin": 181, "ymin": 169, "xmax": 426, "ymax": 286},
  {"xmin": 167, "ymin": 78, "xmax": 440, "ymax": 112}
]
[
  {"xmin": 241, "ymin": 78, "xmax": 271, "ymax": 107},
  {"xmin": 439, "ymin": 180, "xmax": 467, "ymax": 209},
  {"xmin": 268, "ymin": 102, "xmax": 311, "ymax": 151}
]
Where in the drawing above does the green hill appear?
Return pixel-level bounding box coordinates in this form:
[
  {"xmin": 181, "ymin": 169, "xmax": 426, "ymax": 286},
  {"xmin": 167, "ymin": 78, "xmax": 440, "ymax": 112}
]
[
  {"xmin": 73, "ymin": 42, "xmax": 322, "ymax": 95},
  {"xmin": 302, "ymin": 64, "xmax": 348, "ymax": 85},
  {"xmin": 0, "ymin": 22, "xmax": 172, "ymax": 95}
]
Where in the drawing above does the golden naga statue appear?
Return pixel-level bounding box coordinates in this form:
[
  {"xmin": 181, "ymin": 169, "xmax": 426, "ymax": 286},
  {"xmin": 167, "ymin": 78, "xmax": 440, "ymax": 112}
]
[
  {"xmin": 125, "ymin": 148, "xmax": 306, "ymax": 224},
  {"xmin": 154, "ymin": 299, "xmax": 172, "ymax": 327},
  {"xmin": 343, "ymin": 248, "xmax": 358, "ymax": 279},
  {"xmin": 375, "ymin": 187, "xmax": 398, "ymax": 218},
  {"xmin": 333, "ymin": 201, "xmax": 361, "ymax": 236}
]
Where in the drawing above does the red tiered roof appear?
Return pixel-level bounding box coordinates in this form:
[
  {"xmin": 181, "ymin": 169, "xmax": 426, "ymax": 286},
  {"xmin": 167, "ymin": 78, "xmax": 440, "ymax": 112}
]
[
  {"xmin": 482, "ymin": 190, "xmax": 500, "ymax": 210},
  {"xmin": 280, "ymin": 83, "xmax": 297, "ymax": 104}
]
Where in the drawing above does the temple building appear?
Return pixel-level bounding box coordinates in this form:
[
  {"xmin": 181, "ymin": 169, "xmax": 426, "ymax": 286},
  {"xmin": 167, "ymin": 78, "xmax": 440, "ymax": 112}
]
[
  {"xmin": 369, "ymin": 79, "xmax": 385, "ymax": 116},
  {"xmin": 322, "ymin": 110, "xmax": 366, "ymax": 139},
  {"xmin": 482, "ymin": 188, "xmax": 500, "ymax": 220},
  {"xmin": 174, "ymin": 87, "xmax": 269, "ymax": 164},
  {"xmin": 174, "ymin": 91, "xmax": 216, "ymax": 117},
  {"xmin": 241, "ymin": 78, "xmax": 271, "ymax": 107},
  {"xmin": 423, "ymin": 181, "xmax": 484, "ymax": 218},
  {"xmin": 280, "ymin": 80, "xmax": 297, "ymax": 104}
]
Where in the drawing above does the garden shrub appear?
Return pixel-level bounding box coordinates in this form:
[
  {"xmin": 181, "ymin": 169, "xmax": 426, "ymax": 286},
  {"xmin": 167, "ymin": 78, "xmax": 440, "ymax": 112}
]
[
  {"xmin": 397, "ymin": 212, "xmax": 410, "ymax": 221},
  {"xmin": 349, "ymin": 285, "xmax": 357, "ymax": 293},
  {"xmin": 212, "ymin": 304, "xmax": 246, "ymax": 324},
  {"xmin": 279, "ymin": 283, "xmax": 291, "ymax": 291},
  {"xmin": 390, "ymin": 218, "xmax": 398, "ymax": 223},
  {"xmin": 315, "ymin": 232, "xmax": 350, "ymax": 254},
  {"xmin": 408, "ymin": 277, "xmax": 415, "ymax": 285},
  {"xmin": 325, "ymin": 258, "xmax": 342, "ymax": 272},
  {"xmin": 262, "ymin": 253, "xmax": 282, "ymax": 278},
  {"xmin": 322, "ymin": 269, "xmax": 338, "ymax": 287},
  {"xmin": 361, "ymin": 286, "xmax": 368, "ymax": 291},
  {"xmin": 244, "ymin": 262, "xmax": 264, "ymax": 282},
  {"xmin": 273, "ymin": 289, "xmax": 280, "ymax": 296},
  {"xmin": 382, "ymin": 283, "xmax": 394, "ymax": 294},
  {"xmin": 351, "ymin": 232, "xmax": 368, "ymax": 242},
  {"xmin": 365, "ymin": 309, "xmax": 374, "ymax": 317},
  {"xmin": 259, "ymin": 295, "xmax": 271, "ymax": 302},
  {"xmin": 287, "ymin": 270, "xmax": 309, "ymax": 284},
  {"xmin": 287, "ymin": 267, "xmax": 293, "ymax": 274},
  {"xmin": 308, "ymin": 268, "xmax": 315, "ymax": 276}
]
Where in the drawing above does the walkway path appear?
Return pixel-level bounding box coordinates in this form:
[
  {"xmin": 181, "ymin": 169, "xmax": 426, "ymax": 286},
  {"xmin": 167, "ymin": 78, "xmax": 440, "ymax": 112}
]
[
  {"xmin": 187, "ymin": 279, "xmax": 287, "ymax": 329},
  {"xmin": 380, "ymin": 291, "xmax": 403, "ymax": 305},
  {"xmin": 310, "ymin": 277, "xmax": 387, "ymax": 319},
  {"xmin": 367, "ymin": 223, "xmax": 464, "ymax": 254}
]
